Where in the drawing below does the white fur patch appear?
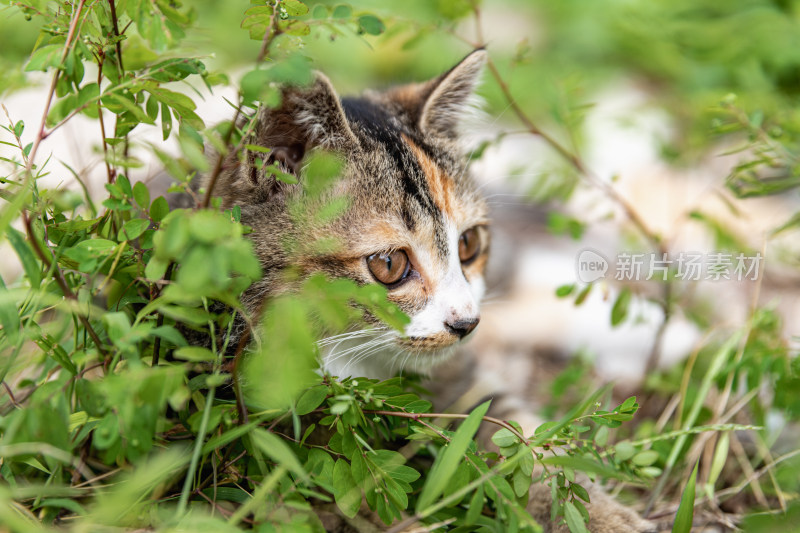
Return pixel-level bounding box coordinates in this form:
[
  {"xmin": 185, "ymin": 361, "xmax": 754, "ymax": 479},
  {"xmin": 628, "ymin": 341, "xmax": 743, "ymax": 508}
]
[{"xmin": 320, "ymin": 218, "xmax": 485, "ymax": 380}]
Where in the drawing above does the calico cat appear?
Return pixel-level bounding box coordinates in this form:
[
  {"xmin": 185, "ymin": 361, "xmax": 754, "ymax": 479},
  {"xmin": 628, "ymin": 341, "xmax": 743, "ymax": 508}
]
[
  {"xmin": 205, "ymin": 50, "xmax": 655, "ymax": 533},
  {"xmin": 209, "ymin": 51, "xmax": 489, "ymax": 379}
]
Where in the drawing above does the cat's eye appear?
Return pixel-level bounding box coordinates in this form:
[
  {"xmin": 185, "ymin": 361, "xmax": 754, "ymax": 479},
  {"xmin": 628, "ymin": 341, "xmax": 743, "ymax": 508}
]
[
  {"xmin": 458, "ymin": 227, "xmax": 481, "ymax": 264},
  {"xmin": 367, "ymin": 250, "xmax": 410, "ymax": 287}
]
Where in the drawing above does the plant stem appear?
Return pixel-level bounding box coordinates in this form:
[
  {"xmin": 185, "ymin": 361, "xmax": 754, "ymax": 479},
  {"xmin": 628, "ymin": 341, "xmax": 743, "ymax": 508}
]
[
  {"xmin": 202, "ymin": 0, "xmax": 282, "ymax": 207},
  {"xmin": 23, "ymin": 0, "xmax": 87, "ymax": 178},
  {"xmin": 467, "ymin": 5, "xmax": 672, "ymax": 371},
  {"xmin": 151, "ymin": 262, "xmax": 174, "ymax": 366},
  {"xmin": 366, "ymin": 410, "xmax": 530, "ymax": 446},
  {"xmin": 21, "ymin": 211, "xmax": 108, "ymax": 358},
  {"xmin": 177, "ymin": 384, "xmax": 217, "ymax": 515}
]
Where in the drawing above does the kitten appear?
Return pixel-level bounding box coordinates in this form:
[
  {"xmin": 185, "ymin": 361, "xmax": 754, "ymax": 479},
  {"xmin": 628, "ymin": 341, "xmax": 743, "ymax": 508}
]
[
  {"xmin": 209, "ymin": 50, "xmax": 489, "ymax": 379},
  {"xmin": 206, "ymin": 50, "xmax": 655, "ymax": 533}
]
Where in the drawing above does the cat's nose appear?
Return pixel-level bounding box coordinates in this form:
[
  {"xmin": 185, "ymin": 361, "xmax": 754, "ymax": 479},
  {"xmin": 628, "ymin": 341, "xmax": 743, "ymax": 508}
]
[{"xmin": 444, "ymin": 317, "xmax": 480, "ymax": 338}]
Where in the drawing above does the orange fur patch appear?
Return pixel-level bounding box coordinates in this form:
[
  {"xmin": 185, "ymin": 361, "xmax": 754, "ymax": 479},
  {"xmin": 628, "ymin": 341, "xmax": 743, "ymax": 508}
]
[{"xmin": 403, "ymin": 134, "xmax": 455, "ymax": 218}]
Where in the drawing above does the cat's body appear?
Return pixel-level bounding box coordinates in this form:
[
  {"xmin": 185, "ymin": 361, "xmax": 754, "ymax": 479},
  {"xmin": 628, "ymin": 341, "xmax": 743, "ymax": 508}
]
[{"xmin": 204, "ymin": 50, "xmax": 655, "ymax": 533}]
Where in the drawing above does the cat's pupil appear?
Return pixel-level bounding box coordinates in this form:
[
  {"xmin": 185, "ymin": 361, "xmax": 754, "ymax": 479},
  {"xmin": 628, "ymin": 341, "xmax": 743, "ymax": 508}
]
[{"xmin": 458, "ymin": 227, "xmax": 480, "ymax": 263}]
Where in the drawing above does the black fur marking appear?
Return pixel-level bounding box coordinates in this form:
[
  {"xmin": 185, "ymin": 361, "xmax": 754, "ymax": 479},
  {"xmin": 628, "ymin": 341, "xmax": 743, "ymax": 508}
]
[
  {"xmin": 341, "ymin": 97, "xmax": 450, "ymax": 259},
  {"xmin": 341, "ymin": 98, "xmax": 437, "ymax": 213},
  {"xmin": 401, "ymin": 205, "xmax": 416, "ymax": 232}
]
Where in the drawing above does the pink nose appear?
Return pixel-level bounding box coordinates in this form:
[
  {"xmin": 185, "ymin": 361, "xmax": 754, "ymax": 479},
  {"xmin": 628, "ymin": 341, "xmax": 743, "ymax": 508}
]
[{"xmin": 444, "ymin": 317, "xmax": 480, "ymax": 338}]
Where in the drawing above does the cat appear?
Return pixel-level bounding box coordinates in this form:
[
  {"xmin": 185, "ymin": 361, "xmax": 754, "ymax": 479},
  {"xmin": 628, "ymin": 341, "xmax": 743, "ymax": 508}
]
[
  {"xmin": 208, "ymin": 51, "xmax": 489, "ymax": 380},
  {"xmin": 204, "ymin": 50, "xmax": 656, "ymax": 533}
]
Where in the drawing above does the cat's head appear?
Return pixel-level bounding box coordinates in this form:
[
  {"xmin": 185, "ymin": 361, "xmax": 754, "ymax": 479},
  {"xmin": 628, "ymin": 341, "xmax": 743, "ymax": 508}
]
[{"xmin": 216, "ymin": 50, "xmax": 489, "ymax": 378}]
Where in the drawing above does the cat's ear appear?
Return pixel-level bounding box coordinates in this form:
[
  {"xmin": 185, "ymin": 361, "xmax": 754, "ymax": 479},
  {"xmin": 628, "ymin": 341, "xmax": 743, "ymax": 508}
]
[
  {"xmin": 251, "ymin": 72, "xmax": 359, "ymax": 173},
  {"xmin": 389, "ymin": 49, "xmax": 487, "ymax": 139}
]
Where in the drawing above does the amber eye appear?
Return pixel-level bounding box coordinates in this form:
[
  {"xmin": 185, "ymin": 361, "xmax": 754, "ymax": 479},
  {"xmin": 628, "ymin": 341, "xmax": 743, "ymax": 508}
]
[
  {"xmin": 367, "ymin": 250, "xmax": 410, "ymax": 287},
  {"xmin": 458, "ymin": 227, "xmax": 481, "ymax": 264}
]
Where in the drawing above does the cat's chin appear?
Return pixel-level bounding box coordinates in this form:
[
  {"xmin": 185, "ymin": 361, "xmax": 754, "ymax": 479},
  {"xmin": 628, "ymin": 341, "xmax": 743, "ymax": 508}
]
[
  {"xmin": 320, "ymin": 332, "xmax": 463, "ymax": 380},
  {"xmin": 397, "ymin": 332, "xmax": 463, "ymax": 351}
]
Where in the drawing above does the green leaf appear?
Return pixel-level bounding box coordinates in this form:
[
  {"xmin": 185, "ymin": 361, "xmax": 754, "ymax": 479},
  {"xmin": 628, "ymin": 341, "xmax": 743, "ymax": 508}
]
[
  {"xmin": 150, "ymin": 325, "xmax": 187, "ymax": 347},
  {"xmin": 296, "ymin": 384, "xmax": 329, "ymax": 416},
  {"xmin": 564, "ymin": 500, "xmax": 589, "ymax": 533},
  {"xmin": 672, "ymin": 462, "xmax": 698, "ymax": 533},
  {"xmin": 251, "ymin": 428, "xmax": 307, "ymax": 479},
  {"xmin": 145, "ymin": 257, "xmax": 169, "ymax": 281},
  {"xmin": 6, "ymin": 227, "xmax": 41, "ymax": 286},
  {"xmin": 574, "ymin": 283, "xmax": 592, "ymax": 305},
  {"xmin": 358, "ymin": 14, "xmax": 385, "ymax": 35},
  {"xmin": 332, "ymin": 5, "xmax": 352, "ymax": 18},
  {"xmin": 133, "ymin": 181, "xmax": 150, "ymax": 210},
  {"xmin": 174, "ymin": 346, "xmax": 216, "ymax": 362},
  {"xmin": 610, "ymin": 287, "xmax": 631, "ymax": 326},
  {"xmin": 556, "ymin": 284, "xmax": 575, "ymax": 297},
  {"xmin": 571, "ymin": 482, "xmax": 591, "ymax": 503},
  {"xmin": 632, "ymin": 450, "xmax": 659, "ymax": 466},
  {"xmin": 416, "ymin": 400, "xmax": 490, "ymax": 512},
  {"xmin": 119, "ymin": 218, "xmax": 150, "ymax": 241},
  {"xmin": 614, "ymin": 441, "xmax": 636, "ymax": 461},
  {"xmin": 491, "ymin": 428, "xmax": 518, "ymax": 448},
  {"xmin": 465, "ymin": 485, "xmax": 484, "ymax": 525},
  {"xmin": 160, "ymin": 102, "xmax": 172, "ymax": 140},
  {"xmin": 282, "ymin": 0, "xmax": 309, "ymax": 16},
  {"xmin": 150, "ymin": 196, "xmax": 170, "ymax": 222},
  {"xmin": 25, "ymin": 44, "xmax": 62, "ymax": 72},
  {"xmin": 103, "ymin": 312, "xmax": 131, "ymax": 345},
  {"xmin": 333, "ymin": 458, "xmax": 361, "ymax": 518}
]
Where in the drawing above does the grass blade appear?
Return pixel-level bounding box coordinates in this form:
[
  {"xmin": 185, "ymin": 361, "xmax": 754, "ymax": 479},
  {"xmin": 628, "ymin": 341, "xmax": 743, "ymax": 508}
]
[
  {"xmin": 415, "ymin": 400, "xmax": 490, "ymax": 513},
  {"xmin": 672, "ymin": 461, "xmax": 698, "ymax": 533}
]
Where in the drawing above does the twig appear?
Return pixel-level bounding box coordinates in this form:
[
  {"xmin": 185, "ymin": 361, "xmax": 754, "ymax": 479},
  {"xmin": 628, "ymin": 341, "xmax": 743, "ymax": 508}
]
[
  {"xmin": 95, "ymin": 52, "xmax": 116, "ymax": 184},
  {"xmin": 366, "ymin": 410, "xmax": 530, "ymax": 446},
  {"xmin": 22, "ymin": 0, "xmax": 87, "ymax": 177},
  {"xmin": 1, "ymin": 381, "xmax": 19, "ymax": 408},
  {"xmin": 13, "ymin": 0, "xmax": 106, "ymax": 356},
  {"xmin": 151, "ymin": 262, "xmax": 174, "ymax": 366},
  {"xmin": 467, "ymin": 4, "xmax": 673, "ymax": 372},
  {"xmin": 107, "ymin": 0, "xmax": 125, "ymax": 73},
  {"xmin": 202, "ymin": 0, "xmax": 282, "ymax": 207},
  {"xmin": 713, "ymin": 447, "xmax": 800, "ymax": 503},
  {"xmin": 21, "ymin": 211, "xmax": 108, "ymax": 358}
]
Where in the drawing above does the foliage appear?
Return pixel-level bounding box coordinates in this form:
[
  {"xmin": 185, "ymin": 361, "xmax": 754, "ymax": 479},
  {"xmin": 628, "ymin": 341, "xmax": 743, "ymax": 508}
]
[{"xmin": 1, "ymin": 1, "xmax": 799, "ymax": 532}]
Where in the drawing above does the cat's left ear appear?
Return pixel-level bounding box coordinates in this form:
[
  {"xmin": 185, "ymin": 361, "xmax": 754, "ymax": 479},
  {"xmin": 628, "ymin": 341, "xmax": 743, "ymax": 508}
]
[{"xmin": 390, "ymin": 49, "xmax": 487, "ymax": 139}]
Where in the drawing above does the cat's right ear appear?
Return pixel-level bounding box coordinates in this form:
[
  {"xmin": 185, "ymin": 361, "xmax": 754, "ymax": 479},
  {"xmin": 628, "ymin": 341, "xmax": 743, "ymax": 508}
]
[{"xmin": 245, "ymin": 73, "xmax": 359, "ymax": 181}]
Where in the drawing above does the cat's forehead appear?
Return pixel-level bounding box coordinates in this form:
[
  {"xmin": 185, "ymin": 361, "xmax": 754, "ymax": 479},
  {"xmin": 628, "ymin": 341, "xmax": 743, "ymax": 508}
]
[{"xmin": 338, "ymin": 96, "xmax": 486, "ymax": 233}]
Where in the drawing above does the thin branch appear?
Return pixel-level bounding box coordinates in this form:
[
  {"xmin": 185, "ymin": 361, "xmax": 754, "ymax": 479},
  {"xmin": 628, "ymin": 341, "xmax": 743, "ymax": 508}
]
[
  {"xmin": 467, "ymin": 4, "xmax": 673, "ymax": 372},
  {"xmin": 366, "ymin": 410, "xmax": 530, "ymax": 446},
  {"xmin": 95, "ymin": 52, "xmax": 116, "ymax": 184},
  {"xmin": 23, "ymin": 0, "xmax": 87, "ymax": 177},
  {"xmin": 202, "ymin": 1, "xmax": 282, "ymax": 207},
  {"xmin": 151, "ymin": 262, "xmax": 174, "ymax": 366},
  {"xmin": 107, "ymin": 0, "xmax": 125, "ymax": 73},
  {"xmin": 1, "ymin": 381, "xmax": 20, "ymax": 408},
  {"xmin": 22, "ymin": 212, "xmax": 108, "ymax": 358}
]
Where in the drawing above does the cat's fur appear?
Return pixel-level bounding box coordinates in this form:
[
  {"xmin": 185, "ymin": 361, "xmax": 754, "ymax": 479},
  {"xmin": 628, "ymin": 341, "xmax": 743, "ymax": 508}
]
[{"xmin": 205, "ymin": 50, "xmax": 655, "ymax": 533}]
